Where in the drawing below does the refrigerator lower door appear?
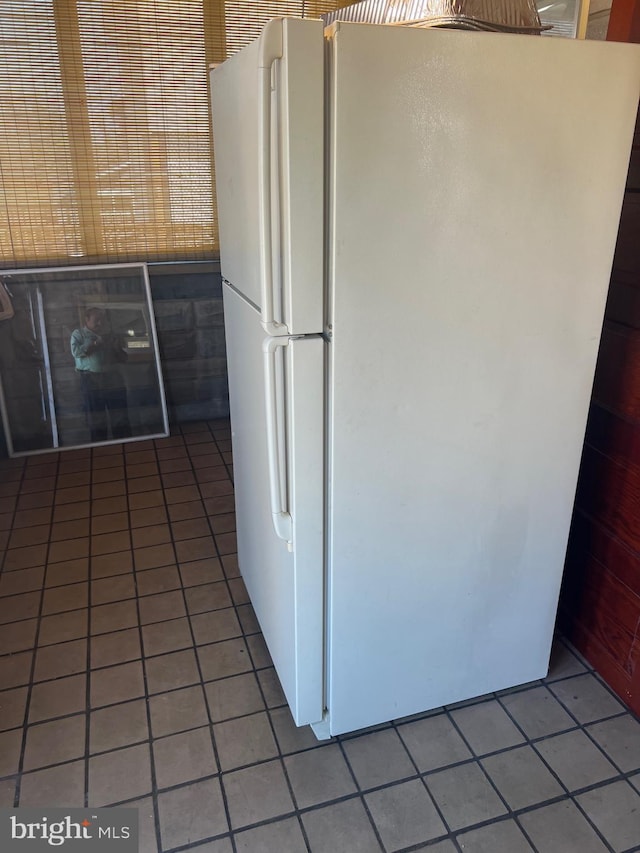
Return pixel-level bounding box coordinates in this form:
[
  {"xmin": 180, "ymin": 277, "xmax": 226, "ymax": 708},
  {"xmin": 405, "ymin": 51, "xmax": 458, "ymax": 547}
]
[
  {"xmin": 223, "ymin": 282, "xmax": 325, "ymax": 726},
  {"xmin": 324, "ymin": 23, "xmax": 640, "ymax": 735}
]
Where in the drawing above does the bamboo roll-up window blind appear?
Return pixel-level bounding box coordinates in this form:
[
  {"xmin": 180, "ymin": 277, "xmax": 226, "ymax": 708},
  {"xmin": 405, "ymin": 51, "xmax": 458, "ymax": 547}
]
[{"xmin": 0, "ymin": 1, "xmax": 351, "ymax": 269}]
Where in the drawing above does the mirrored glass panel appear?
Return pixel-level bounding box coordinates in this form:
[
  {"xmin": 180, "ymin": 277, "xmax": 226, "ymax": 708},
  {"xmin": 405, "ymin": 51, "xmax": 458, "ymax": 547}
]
[{"xmin": 0, "ymin": 263, "xmax": 169, "ymax": 455}]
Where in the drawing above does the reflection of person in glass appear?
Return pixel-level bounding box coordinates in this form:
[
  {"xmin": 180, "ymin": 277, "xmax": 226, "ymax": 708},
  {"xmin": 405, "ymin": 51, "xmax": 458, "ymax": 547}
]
[{"xmin": 70, "ymin": 307, "xmax": 130, "ymax": 442}]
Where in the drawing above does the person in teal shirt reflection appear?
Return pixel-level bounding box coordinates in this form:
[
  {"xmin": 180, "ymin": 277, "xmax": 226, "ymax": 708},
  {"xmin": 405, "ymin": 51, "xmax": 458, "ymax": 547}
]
[{"xmin": 70, "ymin": 307, "xmax": 130, "ymax": 442}]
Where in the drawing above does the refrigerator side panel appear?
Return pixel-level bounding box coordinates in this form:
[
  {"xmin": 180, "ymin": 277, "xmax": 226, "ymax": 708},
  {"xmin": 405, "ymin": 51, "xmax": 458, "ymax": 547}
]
[
  {"xmin": 325, "ymin": 24, "xmax": 640, "ymax": 735},
  {"xmin": 223, "ymin": 283, "xmax": 324, "ymax": 725}
]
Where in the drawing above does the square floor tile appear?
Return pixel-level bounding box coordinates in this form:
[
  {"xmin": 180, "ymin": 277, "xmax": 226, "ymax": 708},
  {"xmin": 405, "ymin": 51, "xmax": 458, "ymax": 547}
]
[
  {"xmin": 481, "ymin": 745, "xmax": 563, "ymax": 810},
  {"xmin": 0, "ymin": 651, "xmax": 33, "ymax": 689},
  {"xmin": 131, "ymin": 524, "xmax": 171, "ymax": 549},
  {"xmin": 29, "ymin": 674, "xmax": 87, "ymax": 723},
  {"xmin": 426, "ymin": 762, "xmax": 507, "ymax": 831},
  {"xmin": 145, "ymin": 648, "xmax": 200, "ymax": 694},
  {"xmin": 48, "ymin": 538, "xmax": 89, "ymax": 564},
  {"xmin": 343, "ymin": 728, "xmax": 415, "ymax": 790},
  {"xmin": 91, "ymin": 574, "xmax": 136, "ymax": 606},
  {"xmin": 258, "ymin": 669, "xmax": 286, "ymax": 710},
  {"xmin": 221, "ymin": 554, "xmax": 239, "ymax": 578},
  {"xmin": 91, "ymin": 600, "xmax": 138, "ymax": 635},
  {"xmin": 175, "ymin": 536, "xmax": 217, "ymax": 564},
  {"xmin": 398, "ymin": 713, "xmax": 472, "ymax": 772},
  {"xmin": 19, "ymin": 760, "xmax": 86, "ymax": 808},
  {"xmin": 456, "ymin": 819, "xmax": 534, "ymax": 853},
  {"xmin": 227, "ymin": 577, "xmax": 248, "ymax": 605},
  {"xmin": 499, "ymin": 685, "xmax": 575, "ymax": 739},
  {"xmin": 166, "ymin": 500, "xmax": 204, "ymax": 522},
  {"xmin": 0, "ymin": 591, "xmax": 40, "ymax": 625},
  {"xmin": 366, "ymin": 779, "xmax": 446, "ymax": 851},
  {"xmin": 548, "ymin": 674, "xmax": 625, "ymax": 724},
  {"xmin": 0, "ymin": 728, "xmax": 22, "ymax": 777},
  {"xmin": 179, "ymin": 557, "xmax": 224, "ymax": 588},
  {"xmin": 545, "ymin": 640, "xmax": 588, "ymax": 681},
  {"xmin": 284, "ymin": 744, "xmax": 356, "ymax": 808},
  {"xmin": 0, "ymin": 619, "xmax": 38, "ymax": 654},
  {"xmin": 205, "ymin": 672, "xmax": 265, "ymax": 722},
  {"xmin": 91, "ymin": 550, "xmax": 133, "ymax": 578},
  {"xmin": 269, "ymin": 707, "xmax": 323, "ymax": 755},
  {"xmin": 191, "ymin": 609, "xmax": 242, "ymax": 646},
  {"xmin": 128, "ymin": 491, "xmax": 164, "ymax": 511},
  {"xmin": 302, "ymin": 798, "xmax": 382, "ymax": 853},
  {"xmin": 157, "ymin": 777, "xmax": 228, "ymax": 849},
  {"xmin": 51, "ymin": 517, "xmax": 91, "ymax": 542},
  {"xmin": 223, "ymin": 759, "xmax": 294, "ymax": 828},
  {"xmin": 0, "ymin": 566, "xmax": 45, "ymax": 597},
  {"xmin": 41, "ymin": 582, "xmax": 89, "ymax": 615},
  {"xmin": 148, "ymin": 685, "xmax": 209, "ymax": 738},
  {"xmin": 576, "ymin": 779, "xmax": 640, "ymax": 851},
  {"xmin": 138, "ymin": 590, "xmax": 185, "ymax": 625},
  {"xmin": 126, "ymin": 796, "xmax": 158, "ymax": 853},
  {"xmin": 23, "ymin": 715, "xmax": 86, "ymax": 771},
  {"xmin": 171, "ymin": 517, "xmax": 211, "ymax": 541},
  {"xmin": 89, "ymin": 743, "xmax": 152, "ymax": 806},
  {"xmin": 39, "ymin": 610, "xmax": 87, "ymax": 646},
  {"xmin": 4, "ymin": 544, "xmax": 48, "ymax": 570},
  {"xmin": 9, "ymin": 524, "xmax": 50, "ymax": 549},
  {"xmin": 136, "ymin": 566, "xmax": 181, "ymax": 597},
  {"xmin": 45, "ymin": 559, "xmax": 89, "ymax": 588},
  {"xmin": 185, "ymin": 581, "xmax": 232, "ymax": 615},
  {"xmin": 91, "ymin": 629, "xmax": 141, "ymax": 669},
  {"xmin": 245, "ymin": 633, "xmax": 272, "ymax": 669},
  {"xmin": 534, "ymin": 729, "xmax": 618, "ymax": 791},
  {"xmin": 236, "ymin": 604, "xmax": 259, "ymax": 636},
  {"xmin": 197, "ymin": 638, "xmax": 251, "ymax": 681},
  {"xmin": 131, "ymin": 506, "xmax": 169, "ymax": 528},
  {"xmin": 213, "ymin": 711, "xmax": 278, "ymax": 771},
  {"xmin": 134, "ymin": 544, "xmax": 176, "ymax": 572},
  {"xmin": 153, "ymin": 726, "xmax": 217, "ymax": 790},
  {"xmin": 90, "ymin": 660, "xmax": 145, "ymax": 708},
  {"xmin": 142, "ymin": 617, "xmax": 193, "ymax": 657},
  {"xmin": 0, "ymin": 686, "xmax": 29, "ymax": 732},
  {"xmin": 519, "ymin": 800, "xmax": 609, "ymax": 852},
  {"xmin": 234, "ymin": 818, "xmax": 306, "ymax": 853},
  {"xmin": 91, "ymin": 512, "xmax": 129, "ymax": 535},
  {"xmin": 450, "ymin": 700, "xmax": 525, "ymax": 756},
  {"xmin": 586, "ymin": 714, "xmax": 640, "ymax": 773},
  {"xmin": 90, "ymin": 699, "xmax": 149, "ymax": 753}
]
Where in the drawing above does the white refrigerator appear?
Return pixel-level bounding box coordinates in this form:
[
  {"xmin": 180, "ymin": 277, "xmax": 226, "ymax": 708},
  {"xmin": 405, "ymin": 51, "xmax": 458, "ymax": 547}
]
[{"xmin": 210, "ymin": 18, "xmax": 640, "ymax": 738}]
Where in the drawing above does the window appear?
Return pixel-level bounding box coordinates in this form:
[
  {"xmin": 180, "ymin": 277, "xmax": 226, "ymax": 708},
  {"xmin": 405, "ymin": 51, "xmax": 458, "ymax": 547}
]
[{"xmin": 0, "ymin": 1, "xmax": 349, "ymax": 268}]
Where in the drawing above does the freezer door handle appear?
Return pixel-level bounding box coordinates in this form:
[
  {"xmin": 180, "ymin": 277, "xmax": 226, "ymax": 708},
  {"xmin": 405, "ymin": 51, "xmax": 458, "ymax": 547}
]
[
  {"xmin": 258, "ymin": 20, "xmax": 288, "ymax": 337},
  {"xmin": 263, "ymin": 336, "xmax": 293, "ymax": 546}
]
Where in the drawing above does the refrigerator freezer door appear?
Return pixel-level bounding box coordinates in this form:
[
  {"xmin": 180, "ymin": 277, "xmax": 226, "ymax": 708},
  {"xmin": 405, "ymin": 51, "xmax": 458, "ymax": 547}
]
[
  {"xmin": 325, "ymin": 23, "xmax": 640, "ymax": 735},
  {"xmin": 223, "ymin": 283, "xmax": 325, "ymax": 725},
  {"xmin": 211, "ymin": 18, "xmax": 324, "ymax": 335}
]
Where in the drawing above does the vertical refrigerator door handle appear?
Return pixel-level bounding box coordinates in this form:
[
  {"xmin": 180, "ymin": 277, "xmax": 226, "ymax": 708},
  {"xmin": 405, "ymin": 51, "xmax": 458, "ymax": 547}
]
[
  {"xmin": 263, "ymin": 336, "xmax": 293, "ymax": 547},
  {"xmin": 258, "ymin": 20, "xmax": 287, "ymax": 336}
]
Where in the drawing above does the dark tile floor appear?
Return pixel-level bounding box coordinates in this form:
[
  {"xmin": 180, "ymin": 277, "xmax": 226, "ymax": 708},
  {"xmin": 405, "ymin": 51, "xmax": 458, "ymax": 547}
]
[{"xmin": 0, "ymin": 420, "xmax": 639, "ymax": 852}]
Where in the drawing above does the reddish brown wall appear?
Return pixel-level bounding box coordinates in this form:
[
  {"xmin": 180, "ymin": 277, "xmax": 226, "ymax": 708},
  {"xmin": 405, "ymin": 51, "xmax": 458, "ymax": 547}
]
[{"xmin": 559, "ymin": 107, "xmax": 640, "ymax": 713}]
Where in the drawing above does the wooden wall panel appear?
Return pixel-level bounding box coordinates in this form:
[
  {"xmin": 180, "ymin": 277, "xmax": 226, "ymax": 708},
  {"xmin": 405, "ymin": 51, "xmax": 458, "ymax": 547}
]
[{"xmin": 559, "ymin": 87, "xmax": 640, "ymax": 715}]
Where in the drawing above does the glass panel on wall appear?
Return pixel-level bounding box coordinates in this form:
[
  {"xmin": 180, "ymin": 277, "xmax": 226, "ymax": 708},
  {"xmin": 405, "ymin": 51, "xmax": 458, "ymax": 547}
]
[
  {"xmin": 0, "ymin": 263, "xmax": 169, "ymax": 455},
  {"xmin": 536, "ymin": 0, "xmax": 589, "ymax": 38}
]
